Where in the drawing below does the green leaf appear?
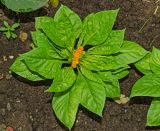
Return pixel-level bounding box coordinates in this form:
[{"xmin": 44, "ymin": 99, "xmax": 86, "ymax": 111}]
[
  {"xmin": 80, "ymin": 54, "xmax": 127, "ymax": 71},
  {"xmin": 11, "ymin": 32, "xmax": 17, "ymax": 39},
  {"xmin": 147, "ymin": 98, "xmax": 160, "ymax": 126},
  {"xmin": 3, "ymin": 21, "xmax": 9, "ymax": 27},
  {"xmin": 11, "ymin": 23, "xmax": 20, "ymax": 30},
  {"xmin": 135, "ymin": 53, "xmax": 152, "ymax": 75},
  {"xmin": 0, "ymin": 27, "xmax": 7, "ymax": 31},
  {"xmin": 81, "ymin": 40, "xmax": 147, "ymax": 72},
  {"xmin": 35, "ymin": 16, "xmax": 54, "ymax": 30},
  {"xmin": 10, "ymin": 57, "xmax": 44, "ymax": 81},
  {"xmin": 39, "ymin": 20, "xmax": 65, "ymax": 48},
  {"xmin": 47, "ymin": 67, "xmax": 77, "ymax": 92},
  {"xmin": 115, "ymin": 41, "xmax": 148, "ymax": 66},
  {"xmin": 87, "ymin": 30, "xmax": 125, "ymax": 55},
  {"xmin": 98, "ymin": 71, "xmax": 120, "ymax": 98},
  {"xmin": 4, "ymin": 31, "xmax": 11, "ymax": 39},
  {"xmin": 131, "ymin": 73, "xmax": 160, "ymax": 97},
  {"xmin": 1, "ymin": 0, "xmax": 48, "ymax": 12},
  {"xmin": 80, "ymin": 66, "xmax": 103, "ymax": 83},
  {"xmin": 52, "ymin": 74, "xmax": 83, "ymax": 129},
  {"xmin": 31, "ymin": 30, "xmax": 56, "ymax": 49},
  {"xmin": 39, "ymin": 5, "xmax": 82, "ymax": 49},
  {"xmin": 54, "ymin": 5, "xmax": 82, "ymax": 49},
  {"xmin": 79, "ymin": 68, "xmax": 106, "ymax": 116},
  {"xmin": 21, "ymin": 48, "xmax": 63, "ymax": 79},
  {"xmin": 150, "ymin": 47, "xmax": 160, "ymax": 74},
  {"xmin": 79, "ymin": 9, "xmax": 118, "ymax": 46},
  {"xmin": 112, "ymin": 66, "xmax": 130, "ymax": 79}
]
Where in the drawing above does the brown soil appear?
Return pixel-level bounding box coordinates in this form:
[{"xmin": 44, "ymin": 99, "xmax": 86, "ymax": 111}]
[{"xmin": 0, "ymin": 0, "xmax": 160, "ymax": 131}]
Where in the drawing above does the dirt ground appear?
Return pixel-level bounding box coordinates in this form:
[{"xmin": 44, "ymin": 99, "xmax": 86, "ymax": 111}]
[{"xmin": 1, "ymin": 0, "xmax": 160, "ymax": 131}]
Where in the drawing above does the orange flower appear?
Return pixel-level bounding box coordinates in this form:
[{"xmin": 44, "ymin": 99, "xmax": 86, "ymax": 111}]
[{"xmin": 71, "ymin": 47, "xmax": 84, "ymax": 68}]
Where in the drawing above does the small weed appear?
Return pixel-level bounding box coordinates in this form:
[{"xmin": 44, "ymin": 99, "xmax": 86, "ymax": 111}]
[{"xmin": 0, "ymin": 21, "xmax": 20, "ymax": 39}]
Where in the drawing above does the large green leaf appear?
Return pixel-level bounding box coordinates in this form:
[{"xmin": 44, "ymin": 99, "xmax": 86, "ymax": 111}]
[
  {"xmin": 80, "ymin": 55, "xmax": 123, "ymax": 71},
  {"xmin": 115, "ymin": 41, "xmax": 148, "ymax": 66},
  {"xmin": 131, "ymin": 73, "xmax": 160, "ymax": 97},
  {"xmin": 80, "ymin": 41, "xmax": 147, "ymax": 72},
  {"xmin": 31, "ymin": 30, "xmax": 54, "ymax": 48},
  {"xmin": 80, "ymin": 66, "xmax": 103, "ymax": 83},
  {"xmin": 35, "ymin": 16, "xmax": 54, "ymax": 30},
  {"xmin": 150, "ymin": 47, "xmax": 160, "ymax": 74},
  {"xmin": 54, "ymin": 5, "xmax": 82, "ymax": 49},
  {"xmin": 87, "ymin": 30, "xmax": 125, "ymax": 55},
  {"xmin": 79, "ymin": 67, "xmax": 106, "ymax": 116},
  {"xmin": 98, "ymin": 71, "xmax": 120, "ymax": 98},
  {"xmin": 52, "ymin": 74, "xmax": 83, "ymax": 129},
  {"xmin": 112, "ymin": 66, "xmax": 129, "ymax": 79},
  {"xmin": 135, "ymin": 53, "xmax": 152, "ymax": 75},
  {"xmin": 39, "ymin": 5, "xmax": 82, "ymax": 49},
  {"xmin": 21, "ymin": 48, "xmax": 63, "ymax": 79},
  {"xmin": 79, "ymin": 10, "xmax": 118, "ymax": 46},
  {"xmin": 1, "ymin": 0, "xmax": 48, "ymax": 12},
  {"xmin": 46, "ymin": 67, "xmax": 77, "ymax": 92},
  {"xmin": 10, "ymin": 57, "xmax": 44, "ymax": 81},
  {"xmin": 147, "ymin": 98, "xmax": 160, "ymax": 126}
]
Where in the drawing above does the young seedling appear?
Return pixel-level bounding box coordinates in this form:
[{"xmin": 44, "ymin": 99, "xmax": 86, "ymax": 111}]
[
  {"xmin": 0, "ymin": 21, "xmax": 20, "ymax": 39},
  {"xmin": 131, "ymin": 47, "xmax": 160, "ymax": 126},
  {"xmin": 10, "ymin": 5, "xmax": 147, "ymax": 129}
]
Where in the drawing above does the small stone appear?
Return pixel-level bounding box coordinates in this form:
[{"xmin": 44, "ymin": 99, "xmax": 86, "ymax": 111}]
[
  {"xmin": 9, "ymin": 56, "xmax": 14, "ymax": 59},
  {"xmin": 5, "ymin": 73, "xmax": 12, "ymax": 80},
  {"xmin": 7, "ymin": 103, "xmax": 11, "ymax": 111},
  {"xmin": 19, "ymin": 31, "xmax": 28, "ymax": 42},
  {"xmin": 18, "ymin": 126, "xmax": 22, "ymax": 131},
  {"xmin": 76, "ymin": 120, "xmax": 79, "ymax": 123},
  {"xmin": 29, "ymin": 114, "xmax": 34, "ymax": 122},
  {"xmin": 1, "ymin": 108, "xmax": 6, "ymax": 116},
  {"xmin": 16, "ymin": 100, "xmax": 21, "ymax": 103}
]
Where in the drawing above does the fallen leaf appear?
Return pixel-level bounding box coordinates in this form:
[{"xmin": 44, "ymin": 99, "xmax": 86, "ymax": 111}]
[{"xmin": 114, "ymin": 94, "xmax": 130, "ymax": 104}]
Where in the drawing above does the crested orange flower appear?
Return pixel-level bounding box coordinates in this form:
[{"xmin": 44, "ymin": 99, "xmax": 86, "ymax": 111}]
[{"xmin": 71, "ymin": 47, "xmax": 84, "ymax": 68}]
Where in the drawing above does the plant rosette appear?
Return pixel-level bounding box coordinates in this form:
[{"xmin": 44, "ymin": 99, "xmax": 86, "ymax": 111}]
[
  {"xmin": 10, "ymin": 5, "xmax": 147, "ymax": 129},
  {"xmin": 131, "ymin": 47, "xmax": 160, "ymax": 126}
]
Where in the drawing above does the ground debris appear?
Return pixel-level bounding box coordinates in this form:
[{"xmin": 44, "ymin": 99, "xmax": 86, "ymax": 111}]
[
  {"xmin": 114, "ymin": 94, "xmax": 130, "ymax": 104},
  {"xmin": 0, "ymin": 73, "xmax": 4, "ymax": 80},
  {"xmin": 19, "ymin": 31, "xmax": 28, "ymax": 42},
  {"xmin": 0, "ymin": 124, "xmax": 6, "ymax": 131},
  {"xmin": 3, "ymin": 55, "xmax": 7, "ymax": 61}
]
